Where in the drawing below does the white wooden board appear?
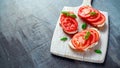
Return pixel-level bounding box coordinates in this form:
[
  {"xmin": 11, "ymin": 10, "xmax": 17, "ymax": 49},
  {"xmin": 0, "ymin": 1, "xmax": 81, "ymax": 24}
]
[{"xmin": 50, "ymin": 6, "xmax": 108, "ymax": 63}]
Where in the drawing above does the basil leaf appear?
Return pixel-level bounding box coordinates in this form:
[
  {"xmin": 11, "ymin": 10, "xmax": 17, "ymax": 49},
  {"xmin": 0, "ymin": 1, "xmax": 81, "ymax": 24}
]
[
  {"xmin": 95, "ymin": 49, "xmax": 102, "ymax": 54},
  {"xmin": 84, "ymin": 31, "xmax": 91, "ymax": 40},
  {"xmin": 60, "ymin": 37, "xmax": 68, "ymax": 41},
  {"xmin": 69, "ymin": 14, "xmax": 77, "ymax": 18},
  {"xmin": 82, "ymin": 23, "xmax": 87, "ymax": 29},
  {"xmin": 61, "ymin": 11, "xmax": 69, "ymax": 16},
  {"xmin": 89, "ymin": 12, "xmax": 96, "ymax": 16},
  {"xmin": 61, "ymin": 11, "xmax": 77, "ymax": 18}
]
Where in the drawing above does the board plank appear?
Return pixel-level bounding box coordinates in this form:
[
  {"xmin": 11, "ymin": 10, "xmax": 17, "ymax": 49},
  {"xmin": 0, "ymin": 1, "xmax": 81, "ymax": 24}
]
[{"xmin": 50, "ymin": 6, "xmax": 108, "ymax": 63}]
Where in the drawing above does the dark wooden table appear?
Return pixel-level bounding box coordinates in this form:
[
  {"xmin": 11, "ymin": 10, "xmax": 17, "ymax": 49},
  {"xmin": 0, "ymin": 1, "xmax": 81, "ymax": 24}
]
[{"xmin": 0, "ymin": 0, "xmax": 120, "ymax": 68}]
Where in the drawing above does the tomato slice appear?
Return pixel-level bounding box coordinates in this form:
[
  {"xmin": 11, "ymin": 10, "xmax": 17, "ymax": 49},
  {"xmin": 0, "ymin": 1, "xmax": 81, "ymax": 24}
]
[
  {"xmin": 89, "ymin": 29, "xmax": 99, "ymax": 44},
  {"xmin": 71, "ymin": 28, "xmax": 100, "ymax": 51},
  {"xmin": 60, "ymin": 14, "xmax": 67, "ymax": 23},
  {"xmin": 86, "ymin": 9, "xmax": 101, "ymax": 22},
  {"xmin": 78, "ymin": 6, "xmax": 106, "ymax": 27},
  {"xmin": 78, "ymin": 6, "xmax": 94, "ymax": 18},
  {"xmin": 60, "ymin": 12, "xmax": 75, "ymax": 23},
  {"xmin": 90, "ymin": 13, "xmax": 105, "ymax": 26},
  {"xmin": 61, "ymin": 17, "xmax": 78, "ymax": 33}
]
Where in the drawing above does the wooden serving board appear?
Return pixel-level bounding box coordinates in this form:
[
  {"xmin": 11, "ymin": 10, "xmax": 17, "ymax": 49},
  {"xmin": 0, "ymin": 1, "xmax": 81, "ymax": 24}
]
[{"xmin": 50, "ymin": 0, "xmax": 108, "ymax": 63}]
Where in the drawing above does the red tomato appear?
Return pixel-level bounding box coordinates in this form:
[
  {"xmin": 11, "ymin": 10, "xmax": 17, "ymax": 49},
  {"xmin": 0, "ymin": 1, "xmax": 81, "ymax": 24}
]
[
  {"xmin": 71, "ymin": 28, "xmax": 100, "ymax": 51},
  {"xmin": 60, "ymin": 14, "xmax": 67, "ymax": 23},
  {"xmin": 60, "ymin": 17, "xmax": 78, "ymax": 33},
  {"xmin": 90, "ymin": 13, "xmax": 105, "ymax": 26},
  {"xmin": 60, "ymin": 12, "xmax": 75, "ymax": 23},
  {"xmin": 78, "ymin": 6, "xmax": 94, "ymax": 18},
  {"xmin": 78, "ymin": 6, "xmax": 106, "ymax": 27},
  {"xmin": 89, "ymin": 29, "xmax": 99, "ymax": 43},
  {"xmin": 86, "ymin": 9, "xmax": 101, "ymax": 22}
]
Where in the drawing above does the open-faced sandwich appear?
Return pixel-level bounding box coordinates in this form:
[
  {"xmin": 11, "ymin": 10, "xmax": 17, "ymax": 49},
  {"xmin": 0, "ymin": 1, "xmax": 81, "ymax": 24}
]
[
  {"xmin": 60, "ymin": 11, "xmax": 78, "ymax": 34},
  {"xmin": 69, "ymin": 28, "xmax": 100, "ymax": 51},
  {"xmin": 78, "ymin": 6, "xmax": 106, "ymax": 27}
]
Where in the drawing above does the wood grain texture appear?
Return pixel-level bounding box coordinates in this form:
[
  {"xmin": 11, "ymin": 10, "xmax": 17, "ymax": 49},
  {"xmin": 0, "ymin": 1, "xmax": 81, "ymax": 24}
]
[{"xmin": 0, "ymin": 0, "xmax": 120, "ymax": 68}]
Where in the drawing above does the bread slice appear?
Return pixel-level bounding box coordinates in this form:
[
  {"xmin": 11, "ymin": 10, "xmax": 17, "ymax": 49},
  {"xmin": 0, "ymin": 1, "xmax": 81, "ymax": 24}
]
[
  {"xmin": 97, "ymin": 21, "xmax": 105, "ymax": 28},
  {"xmin": 69, "ymin": 28, "xmax": 100, "ymax": 51},
  {"xmin": 64, "ymin": 30, "xmax": 78, "ymax": 34}
]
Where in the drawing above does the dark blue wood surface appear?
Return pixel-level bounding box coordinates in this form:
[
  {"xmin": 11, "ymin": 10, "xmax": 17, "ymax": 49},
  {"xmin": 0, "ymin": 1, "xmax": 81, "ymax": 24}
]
[{"xmin": 0, "ymin": 0, "xmax": 120, "ymax": 68}]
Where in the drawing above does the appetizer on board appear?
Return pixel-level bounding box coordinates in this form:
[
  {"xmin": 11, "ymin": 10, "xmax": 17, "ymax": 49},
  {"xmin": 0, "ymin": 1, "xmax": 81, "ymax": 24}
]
[
  {"xmin": 69, "ymin": 28, "xmax": 100, "ymax": 51},
  {"xmin": 78, "ymin": 6, "xmax": 106, "ymax": 27},
  {"xmin": 60, "ymin": 11, "xmax": 78, "ymax": 34}
]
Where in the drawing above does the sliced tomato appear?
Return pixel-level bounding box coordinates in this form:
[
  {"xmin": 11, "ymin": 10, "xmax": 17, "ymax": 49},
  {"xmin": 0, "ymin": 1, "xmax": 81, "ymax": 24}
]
[
  {"xmin": 78, "ymin": 6, "xmax": 106, "ymax": 27},
  {"xmin": 71, "ymin": 28, "xmax": 100, "ymax": 51},
  {"xmin": 89, "ymin": 29, "xmax": 99, "ymax": 44},
  {"xmin": 61, "ymin": 17, "xmax": 78, "ymax": 33},
  {"xmin": 60, "ymin": 14, "xmax": 67, "ymax": 23},
  {"xmin": 60, "ymin": 11, "xmax": 78, "ymax": 34},
  {"xmin": 82, "ymin": 39, "xmax": 91, "ymax": 49},
  {"xmin": 90, "ymin": 13, "xmax": 105, "ymax": 26},
  {"xmin": 86, "ymin": 9, "xmax": 101, "ymax": 22},
  {"xmin": 60, "ymin": 11, "xmax": 75, "ymax": 23},
  {"xmin": 78, "ymin": 6, "xmax": 94, "ymax": 18}
]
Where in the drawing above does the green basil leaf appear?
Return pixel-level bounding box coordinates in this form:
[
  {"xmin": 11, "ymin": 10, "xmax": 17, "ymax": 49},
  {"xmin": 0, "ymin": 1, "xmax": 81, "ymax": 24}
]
[
  {"xmin": 61, "ymin": 11, "xmax": 77, "ymax": 18},
  {"xmin": 61, "ymin": 11, "xmax": 69, "ymax": 16},
  {"xmin": 95, "ymin": 49, "xmax": 102, "ymax": 54},
  {"xmin": 60, "ymin": 37, "xmax": 68, "ymax": 41},
  {"xmin": 89, "ymin": 12, "xmax": 96, "ymax": 16},
  {"xmin": 69, "ymin": 14, "xmax": 77, "ymax": 18},
  {"xmin": 82, "ymin": 23, "xmax": 87, "ymax": 29},
  {"xmin": 84, "ymin": 31, "xmax": 91, "ymax": 40}
]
